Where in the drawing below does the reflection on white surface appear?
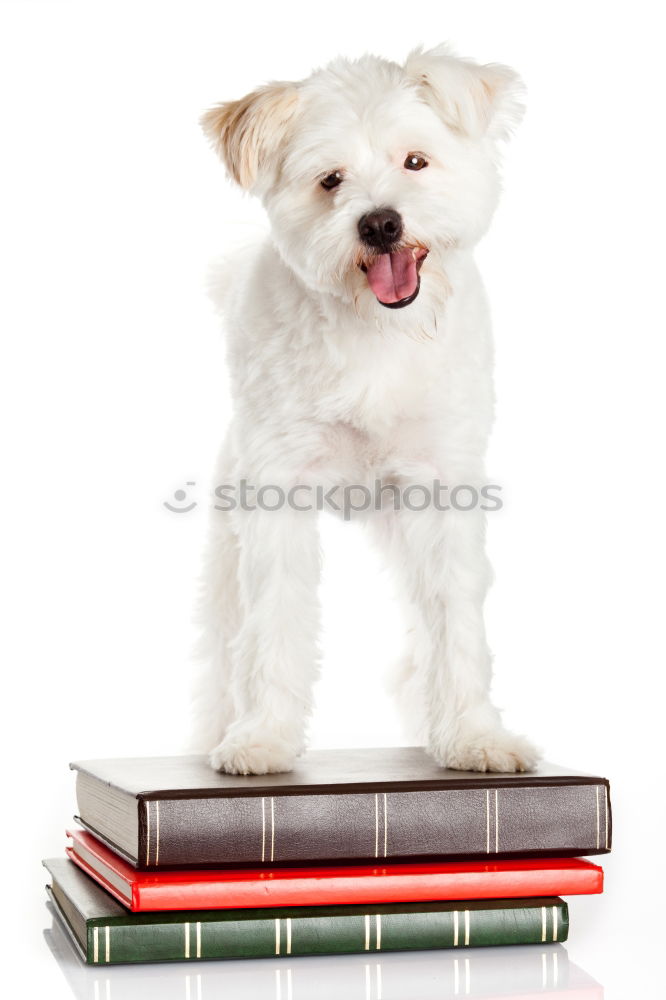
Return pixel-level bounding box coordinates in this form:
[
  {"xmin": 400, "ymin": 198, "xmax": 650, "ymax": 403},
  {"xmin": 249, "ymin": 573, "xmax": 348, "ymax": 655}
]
[{"xmin": 44, "ymin": 905, "xmax": 603, "ymax": 1000}]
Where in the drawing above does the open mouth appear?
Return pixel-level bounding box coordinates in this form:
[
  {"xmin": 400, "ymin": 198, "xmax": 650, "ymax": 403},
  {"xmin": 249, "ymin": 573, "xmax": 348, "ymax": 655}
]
[{"xmin": 360, "ymin": 246, "xmax": 428, "ymax": 309}]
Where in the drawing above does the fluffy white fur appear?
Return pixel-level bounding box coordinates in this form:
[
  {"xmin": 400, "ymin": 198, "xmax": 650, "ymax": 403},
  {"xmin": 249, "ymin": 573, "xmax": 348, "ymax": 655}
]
[{"xmin": 193, "ymin": 45, "xmax": 540, "ymax": 775}]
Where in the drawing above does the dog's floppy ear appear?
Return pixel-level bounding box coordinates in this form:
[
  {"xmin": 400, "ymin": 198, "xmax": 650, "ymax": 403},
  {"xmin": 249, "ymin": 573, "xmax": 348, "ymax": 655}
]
[
  {"xmin": 201, "ymin": 82, "xmax": 300, "ymax": 190},
  {"xmin": 404, "ymin": 44, "xmax": 524, "ymax": 140}
]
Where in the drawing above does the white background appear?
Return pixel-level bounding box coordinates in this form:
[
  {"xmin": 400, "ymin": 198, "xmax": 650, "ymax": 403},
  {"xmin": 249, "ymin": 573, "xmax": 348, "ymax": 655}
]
[{"xmin": 1, "ymin": 1, "xmax": 665, "ymax": 997}]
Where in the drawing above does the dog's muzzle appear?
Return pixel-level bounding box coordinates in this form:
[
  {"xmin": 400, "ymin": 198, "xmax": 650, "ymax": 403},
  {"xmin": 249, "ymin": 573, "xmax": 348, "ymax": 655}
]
[{"xmin": 357, "ymin": 209, "xmax": 428, "ymax": 309}]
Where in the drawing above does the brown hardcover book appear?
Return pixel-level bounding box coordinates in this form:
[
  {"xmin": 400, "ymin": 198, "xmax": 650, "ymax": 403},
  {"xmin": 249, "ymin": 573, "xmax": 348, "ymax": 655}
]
[{"xmin": 70, "ymin": 747, "xmax": 612, "ymax": 870}]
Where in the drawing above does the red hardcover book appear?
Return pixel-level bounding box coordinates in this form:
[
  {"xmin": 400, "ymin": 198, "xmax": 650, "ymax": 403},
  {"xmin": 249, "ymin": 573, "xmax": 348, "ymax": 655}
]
[{"xmin": 66, "ymin": 828, "xmax": 604, "ymax": 913}]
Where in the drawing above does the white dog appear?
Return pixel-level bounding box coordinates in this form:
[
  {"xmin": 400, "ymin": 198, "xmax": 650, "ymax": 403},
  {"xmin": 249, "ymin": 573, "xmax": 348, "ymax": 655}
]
[{"xmin": 194, "ymin": 45, "xmax": 540, "ymax": 776}]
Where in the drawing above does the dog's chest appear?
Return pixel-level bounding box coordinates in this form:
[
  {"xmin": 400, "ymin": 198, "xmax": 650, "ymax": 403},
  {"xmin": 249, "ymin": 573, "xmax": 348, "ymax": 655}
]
[{"xmin": 316, "ymin": 334, "xmax": 440, "ymax": 437}]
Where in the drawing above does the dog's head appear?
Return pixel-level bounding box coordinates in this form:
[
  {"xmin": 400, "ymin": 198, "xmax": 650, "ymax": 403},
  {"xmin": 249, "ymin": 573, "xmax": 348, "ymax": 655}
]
[{"xmin": 202, "ymin": 46, "xmax": 523, "ymax": 314}]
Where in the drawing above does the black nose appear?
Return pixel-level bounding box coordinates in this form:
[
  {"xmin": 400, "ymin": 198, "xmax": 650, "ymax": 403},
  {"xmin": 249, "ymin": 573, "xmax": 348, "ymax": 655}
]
[{"xmin": 358, "ymin": 208, "xmax": 403, "ymax": 250}]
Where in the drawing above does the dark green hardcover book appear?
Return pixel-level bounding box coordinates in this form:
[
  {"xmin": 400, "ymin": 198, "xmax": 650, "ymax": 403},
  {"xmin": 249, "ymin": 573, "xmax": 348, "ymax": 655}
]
[
  {"xmin": 45, "ymin": 911, "xmax": 599, "ymax": 1000},
  {"xmin": 44, "ymin": 858, "xmax": 569, "ymax": 965}
]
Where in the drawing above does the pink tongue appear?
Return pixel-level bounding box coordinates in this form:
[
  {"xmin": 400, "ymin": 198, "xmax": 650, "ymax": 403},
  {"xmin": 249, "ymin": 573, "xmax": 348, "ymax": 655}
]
[{"xmin": 365, "ymin": 249, "xmax": 417, "ymax": 304}]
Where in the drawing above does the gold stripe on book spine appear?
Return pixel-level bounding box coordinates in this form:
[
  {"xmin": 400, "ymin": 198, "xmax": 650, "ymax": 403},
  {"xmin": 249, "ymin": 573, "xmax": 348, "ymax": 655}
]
[
  {"xmin": 495, "ymin": 790, "xmax": 499, "ymax": 852},
  {"xmin": 261, "ymin": 798, "xmax": 266, "ymax": 863},
  {"xmin": 155, "ymin": 801, "xmax": 160, "ymax": 866},
  {"xmin": 595, "ymin": 786, "xmax": 600, "ymax": 850},
  {"xmin": 605, "ymin": 786, "xmax": 609, "ymax": 848}
]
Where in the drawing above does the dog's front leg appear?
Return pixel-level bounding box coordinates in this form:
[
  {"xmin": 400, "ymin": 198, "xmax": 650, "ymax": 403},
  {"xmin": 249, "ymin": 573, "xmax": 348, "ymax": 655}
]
[
  {"xmin": 209, "ymin": 497, "xmax": 321, "ymax": 775},
  {"xmin": 391, "ymin": 500, "xmax": 539, "ymax": 773}
]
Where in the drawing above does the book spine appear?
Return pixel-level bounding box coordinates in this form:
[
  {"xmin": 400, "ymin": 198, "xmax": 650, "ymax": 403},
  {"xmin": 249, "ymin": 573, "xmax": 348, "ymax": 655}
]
[
  {"xmin": 132, "ymin": 863, "xmax": 601, "ymax": 911},
  {"xmin": 141, "ymin": 782, "xmax": 611, "ymax": 867},
  {"xmin": 85, "ymin": 900, "xmax": 568, "ymax": 964}
]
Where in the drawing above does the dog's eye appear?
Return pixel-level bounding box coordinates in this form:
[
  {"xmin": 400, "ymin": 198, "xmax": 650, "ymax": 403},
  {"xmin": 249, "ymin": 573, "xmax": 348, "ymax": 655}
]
[
  {"xmin": 320, "ymin": 171, "xmax": 343, "ymax": 190},
  {"xmin": 405, "ymin": 153, "xmax": 428, "ymax": 171}
]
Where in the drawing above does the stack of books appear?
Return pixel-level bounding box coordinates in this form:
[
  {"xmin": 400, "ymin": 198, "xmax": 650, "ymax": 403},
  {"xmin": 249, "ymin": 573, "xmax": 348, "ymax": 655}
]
[{"xmin": 43, "ymin": 747, "xmax": 611, "ymax": 965}]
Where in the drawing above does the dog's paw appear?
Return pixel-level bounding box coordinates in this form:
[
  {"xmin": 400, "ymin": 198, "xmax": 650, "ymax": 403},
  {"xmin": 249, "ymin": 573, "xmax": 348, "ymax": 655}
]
[
  {"xmin": 429, "ymin": 728, "xmax": 541, "ymax": 773},
  {"xmin": 209, "ymin": 726, "xmax": 302, "ymax": 775}
]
